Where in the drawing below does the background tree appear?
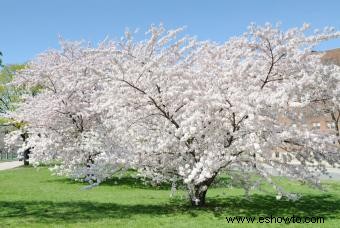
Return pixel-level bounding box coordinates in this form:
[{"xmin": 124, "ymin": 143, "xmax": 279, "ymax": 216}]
[
  {"xmin": 0, "ymin": 51, "xmax": 3, "ymax": 67},
  {"xmin": 0, "ymin": 64, "xmax": 27, "ymax": 114},
  {"xmin": 0, "ymin": 64, "xmax": 28, "ymax": 161},
  {"xmin": 6, "ymin": 40, "xmax": 129, "ymax": 180}
]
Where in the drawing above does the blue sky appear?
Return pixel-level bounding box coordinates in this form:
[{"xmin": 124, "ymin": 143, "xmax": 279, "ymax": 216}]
[{"xmin": 1, "ymin": 0, "xmax": 339, "ymax": 64}]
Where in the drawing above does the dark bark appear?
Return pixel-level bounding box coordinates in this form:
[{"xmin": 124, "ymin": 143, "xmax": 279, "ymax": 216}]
[
  {"xmin": 190, "ymin": 187, "xmax": 208, "ymax": 207},
  {"xmin": 188, "ymin": 174, "xmax": 217, "ymax": 207},
  {"xmin": 23, "ymin": 148, "xmax": 30, "ymax": 166},
  {"xmin": 85, "ymin": 154, "xmax": 99, "ymax": 181},
  {"xmin": 20, "ymin": 132, "xmax": 31, "ymax": 166}
]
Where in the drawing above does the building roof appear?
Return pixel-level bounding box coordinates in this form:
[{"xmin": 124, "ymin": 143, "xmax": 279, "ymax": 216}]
[{"xmin": 322, "ymin": 48, "xmax": 340, "ymax": 66}]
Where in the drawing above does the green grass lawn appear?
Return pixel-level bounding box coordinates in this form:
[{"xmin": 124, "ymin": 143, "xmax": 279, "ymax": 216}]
[{"xmin": 0, "ymin": 167, "xmax": 340, "ymax": 227}]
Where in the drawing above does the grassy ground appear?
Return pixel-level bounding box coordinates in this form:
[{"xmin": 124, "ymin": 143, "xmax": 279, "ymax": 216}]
[{"xmin": 0, "ymin": 167, "xmax": 340, "ymax": 227}]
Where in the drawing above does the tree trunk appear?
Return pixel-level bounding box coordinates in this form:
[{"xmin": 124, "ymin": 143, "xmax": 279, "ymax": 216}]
[
  {"xmin": 190, "ymin": 186, "xmax": 208, "ymax": 206},
  {"xmin": 21, "ymin": 132, "xmax": 30, "ymax": 166},
  {"xmin": 188, "ymin": 174, "xmax": 217, "ymax": 207},
  {"xmin": 23, "ymin": 148, "xmax": 30, "ymax": 166}
]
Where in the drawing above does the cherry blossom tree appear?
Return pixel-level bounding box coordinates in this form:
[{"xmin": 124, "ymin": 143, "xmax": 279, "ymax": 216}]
[
  {"xmin": 6, "ymin": 40, "xmax": 129, "ymax": 183},
  {"xmin": 7, "ymin": 23, "xmax": 340, "ymax": 206},
  {"xmin": 93, "ymin": 23, "xmax": 340, "ymax": 206}
]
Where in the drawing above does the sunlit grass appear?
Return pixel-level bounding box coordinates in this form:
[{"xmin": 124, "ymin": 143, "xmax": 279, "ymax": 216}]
[{"xmin": 0, "ymin": 166, "xmax": 339, "ymax": 227}]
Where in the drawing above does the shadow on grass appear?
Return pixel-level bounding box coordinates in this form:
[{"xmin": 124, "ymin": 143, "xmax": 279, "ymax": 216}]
[
  {"xmin": 46, "ymin": 175, "xmax": 173, "ymax": 190},
  {"xmin": 101, "ymin": 176, "xmax": 172, "ymax": 190},
  {"xmin": 1, "ymin": 194, "xmax": 340, "ymax": 223},
  {"xmin": 46, "ymin": 174, "xmax": 234, "ymax": 190}
]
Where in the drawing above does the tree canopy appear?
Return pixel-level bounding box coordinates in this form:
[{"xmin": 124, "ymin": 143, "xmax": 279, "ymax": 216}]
[{"xmin": 5, "ymin": 23, "xmax": 340, "ymax": 206}]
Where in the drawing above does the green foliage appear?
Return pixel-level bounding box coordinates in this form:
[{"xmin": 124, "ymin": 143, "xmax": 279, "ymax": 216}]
[
  {"xmin": 0, "ymin": 64, "xmax": 27, "ymax": 126},
  {"xmin": 30, "ymin": 84, "xmax": 44, "ymax": 96},
  {"xmin": 0, "ymin": 167, "xmax": 339, "ymax": 227},
  {"xmin": 0, "ymin": 117, "xmax": 9, "ymax": 124},
  {"xmin": 0, "ymin": 64, "xmax": 26, "ymax": 83},
  {"xmin": 0, "ymin": 51, "xmax": 3, "ymax": 67},
  {"xmin": 0, "ymin": 63, "xmax": 38, "ymax": 152},
  {"xmin": 0, "ymin": 64, "xmax": 43, "ymax": 102}
]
